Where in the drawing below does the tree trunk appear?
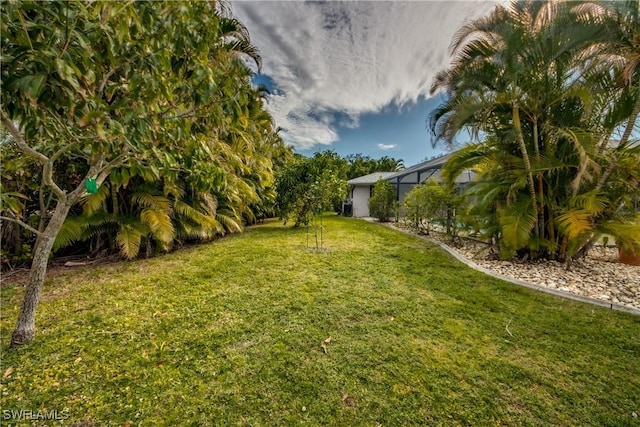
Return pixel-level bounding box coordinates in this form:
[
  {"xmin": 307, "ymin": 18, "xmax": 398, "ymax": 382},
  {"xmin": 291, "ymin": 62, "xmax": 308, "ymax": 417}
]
[
  {"xmin": 574, "ymin": 235, "xmax": 597, "ymax": 259},
  {"xmin": 34, "ymin": 182, "xmax": 48, "ymax": 252},
  {"xmin": 559, "ymin": 234, "xmax": 569, "ymax": 262},
  {"xmin": 512, "ymin": 104, "xmax": 539, "ymax": 234},
  {"xmin": 145, "ymin": 237, "xmax": 153, "ymax": 258},
  {"xmin": 532, "ymin": 118, "xmax": 545, "ymax": 242},
  {"xmin": 10, "ymin": 200, "xmax": 72, "ymax": 348},
  {"xmin": 548, "ymin": 210, "xmax": 557, "ymax": 260},
  {"xmin": 595, "ymin": 90, "xmax": 640, "ymax": 191},
  {"xmin": 111, "ymin": 180, "xmax": 119, "ymax": 215}
]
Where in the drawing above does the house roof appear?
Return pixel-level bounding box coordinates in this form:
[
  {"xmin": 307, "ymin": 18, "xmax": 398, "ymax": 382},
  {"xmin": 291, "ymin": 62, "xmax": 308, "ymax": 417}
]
[
  {"xmin": 347, "ymin": 172, "xmax": 397, "ymax": 185},
  {"xmin": 347, "ymin": 152, "xmax": 475, "ymax": 186},
  {"xmin": 421, "ymin": 168, "xmax": 477, "ymax": 184},
  {"xmin": 385, "ymin": 153, "xmax": 453, "ymax": 181}
]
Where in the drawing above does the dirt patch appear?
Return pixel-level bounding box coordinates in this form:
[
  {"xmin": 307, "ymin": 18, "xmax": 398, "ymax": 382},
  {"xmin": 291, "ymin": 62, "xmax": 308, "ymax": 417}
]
[{"xmin": 1, "ymin": 255, "xmax": 123, "ymax": 287}]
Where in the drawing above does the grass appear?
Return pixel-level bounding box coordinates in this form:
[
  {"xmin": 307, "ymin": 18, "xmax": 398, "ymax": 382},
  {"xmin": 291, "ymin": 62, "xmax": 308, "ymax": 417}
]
[{"xmin": 1, "ymin": 215, "xmax": 639, "ymax": 426}]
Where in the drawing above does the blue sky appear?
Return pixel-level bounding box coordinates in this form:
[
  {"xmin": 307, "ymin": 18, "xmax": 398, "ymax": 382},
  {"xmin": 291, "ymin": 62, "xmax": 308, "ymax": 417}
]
[
  {"xmin": 296, "ymin": 95, "xmax": 446, "ymax": 164},
  {"xmin": 233, "ymin": 1, "xmax": 501, "ymax": 167}
]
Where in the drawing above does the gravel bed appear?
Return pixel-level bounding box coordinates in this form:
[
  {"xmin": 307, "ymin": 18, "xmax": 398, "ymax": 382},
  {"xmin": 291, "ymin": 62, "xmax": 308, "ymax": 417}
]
[{"xmin": 392, "ymin": 223, "xmax": 640, "ymax": 310}]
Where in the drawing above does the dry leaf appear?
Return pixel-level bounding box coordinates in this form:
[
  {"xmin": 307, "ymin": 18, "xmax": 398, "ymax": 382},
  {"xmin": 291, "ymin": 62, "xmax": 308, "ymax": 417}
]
[
  {"xmin": 3, "ymin": 367, "xmax": 14, "ymax": 378},
  {"xmin": 321, "ymin": 336, "xmax": 332, "ymax": 354},
  {"xmin": 342, "ymin": 393, "xmax": 355, "ymax": 407}
]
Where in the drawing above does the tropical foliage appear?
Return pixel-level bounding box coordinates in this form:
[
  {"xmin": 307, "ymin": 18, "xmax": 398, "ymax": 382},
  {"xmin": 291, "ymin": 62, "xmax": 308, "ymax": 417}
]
[
  {"xmin": 274, "ymin": 151, "xmax": 348, "ymax": 226},
  {"xmin": 430, "ymin": 0, "xmax": 640, "ymax": 261},
  {"xmin": 0, "ymin": 0, "xmax": 289, "ymax": 346},
  {"xmin": 403, "ymin": 178, "xmax": 456, "ymax": 236},
  {"xmin": 345, "ymin": 154, "xmax": 404, "ymax": 180}
]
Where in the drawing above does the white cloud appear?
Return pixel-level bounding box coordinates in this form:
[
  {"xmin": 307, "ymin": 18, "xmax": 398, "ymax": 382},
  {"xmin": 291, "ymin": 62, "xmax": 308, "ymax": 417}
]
[
  {"xmin": 233, "ymin": 1, "xmax": 499, "ymax": 150},
  {"xmin": 377, "ymin": 143, "xmax": 396, "ymax": 151}
]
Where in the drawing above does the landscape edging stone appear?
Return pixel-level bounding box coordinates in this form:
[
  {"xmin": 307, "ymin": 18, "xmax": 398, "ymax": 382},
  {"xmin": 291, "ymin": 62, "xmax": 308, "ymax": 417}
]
[{"xmin": 372, "ymin": 220, "xmax": 640, "ymax": 316}]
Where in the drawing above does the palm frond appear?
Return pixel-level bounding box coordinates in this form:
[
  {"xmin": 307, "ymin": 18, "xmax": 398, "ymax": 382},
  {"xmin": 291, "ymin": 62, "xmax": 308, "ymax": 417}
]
[
  {"xmin": 82, "ymin": 182, "xmax": 111, "ymax": 215},
  {"xmin": 441, "ymin": 143, "xmax": 486, "ymax": 183},
  {"xmin": 498, "ymin": 200, "xmax": 537, "ymax": 251},
  {"xmin": 570, "ymin": 191, "xmax": 609, "ymax": 216},
  {"xmin": 116, "ymin": 223, "xmax": 145, "ymax": 259},
  {"xmin": 597, "ymin": 218, "xmax": 640, "ymax": 252},
  {"xmin": 140, "ymin": 208, "xmax": 174, "ymax": 244},
  {"xmin": 216, "ymin": 209, "xmax": 242, "ymax": 233},
  {"xmin": 131, "ymin": 192, "xmax": 172, "ymax": 213},
  {"xmin": 174, "ymin": 199, "xmax": 223, "ymax": 235},
  {"xmin": 53, "ymin": 216, "xmax": 88, "ymax": 252},
  {"xmin": 556, "ymin": 209, "xmax": 594, "ymax": 241}
]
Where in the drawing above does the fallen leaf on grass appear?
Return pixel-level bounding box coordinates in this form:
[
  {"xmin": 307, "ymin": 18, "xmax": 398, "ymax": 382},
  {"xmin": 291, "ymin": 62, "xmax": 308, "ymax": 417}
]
[
  {"xmin": 341, "ymin": 393, "xmax": 355, "ymax": 407},
  {"xmin": 321, "ymin": 336, "xmax": 332, "ymax": 354},
  {"xmin": 3, "ymin": 367, "xmax": 13, "ymax": 378}
]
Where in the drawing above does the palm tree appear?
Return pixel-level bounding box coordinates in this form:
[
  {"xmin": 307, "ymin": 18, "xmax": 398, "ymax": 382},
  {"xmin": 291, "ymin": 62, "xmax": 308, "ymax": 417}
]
[
  {"xmin": 431, "ymin": 0, "xmax": 639, "ymax": 260},
  {"xmin": 377, "ymin": 156, "xmax": 405, "ymax": 172},
  {"xmin": 573, "ymin": 1, "xmax": 640, "ymax": 189},
  {"xmin": 431, "ymin": 1, "xmax": 574, "ymax": 252}
]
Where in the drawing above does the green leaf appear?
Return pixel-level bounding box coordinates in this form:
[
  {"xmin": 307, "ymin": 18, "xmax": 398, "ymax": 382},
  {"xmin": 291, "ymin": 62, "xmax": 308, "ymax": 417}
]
[
  {"xmin": 53, "ymin": 216, "xmax": 88, "ymax": 252},
  {"xmin": 54, "ymin": 58, "xmax": 80, "ymax": 90},
  {"xmin": 116, "ymin": 223, "xmax": 144, "ymax": 259},
  {"xmin": 557, "ymin": 209, "xmax": 594, "ymax": 241},
  {"xmin": 498, "ymin": 203, "xmax": 536, "ymax": 251}
]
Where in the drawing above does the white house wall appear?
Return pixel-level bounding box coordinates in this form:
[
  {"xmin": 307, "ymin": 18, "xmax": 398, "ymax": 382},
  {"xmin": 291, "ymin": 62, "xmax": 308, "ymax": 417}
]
[{"xmin": 352, "ymin": 185, "xmax": 371, "ymax": 217}]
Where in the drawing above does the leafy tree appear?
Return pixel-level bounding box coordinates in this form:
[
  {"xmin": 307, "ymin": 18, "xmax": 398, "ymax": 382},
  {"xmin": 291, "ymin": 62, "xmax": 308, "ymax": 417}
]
[
  {"xmin": 345, "ymin": 154, "xmax": 404, "ymax": 180},
  {"xmin": 369, "ymin": 179, "xmax": 398, "ymax": 222},
  {"xmin": 403, "ymin": 179, "xmax": 452, "ymax": 235},
  {"xmin": 0, "ymin": 0, "xmax": 268, "ymax": 346},
  {"xmin": 430, "ymin": 0, "xmax": 640, "ymax": 261},
  {"xmin": 275, "ymin": 152, "xmax": 347, "ymax": 226}
]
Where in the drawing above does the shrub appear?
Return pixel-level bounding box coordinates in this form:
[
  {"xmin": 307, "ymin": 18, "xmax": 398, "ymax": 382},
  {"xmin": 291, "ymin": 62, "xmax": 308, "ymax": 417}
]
[
  {"xmin": 369, "ymin": 179, "xmax": 397, "ymax": 222},
  {"xmin": 403, "ymin": 178, "xmax": 451, "ymax": 234}
]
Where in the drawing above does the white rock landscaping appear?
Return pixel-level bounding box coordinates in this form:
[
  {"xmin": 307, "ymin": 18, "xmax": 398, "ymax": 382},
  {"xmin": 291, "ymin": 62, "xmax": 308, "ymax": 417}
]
[{"xmin": 387, "ymin": 222, "xmax": 640, "ymax": 312}]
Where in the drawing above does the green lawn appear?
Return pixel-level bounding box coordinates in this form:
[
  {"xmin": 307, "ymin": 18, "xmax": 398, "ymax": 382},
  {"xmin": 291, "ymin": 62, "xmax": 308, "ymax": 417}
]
[{"xmin": 1, "ymin": 216, "xmax": 639, "ymax": 426}]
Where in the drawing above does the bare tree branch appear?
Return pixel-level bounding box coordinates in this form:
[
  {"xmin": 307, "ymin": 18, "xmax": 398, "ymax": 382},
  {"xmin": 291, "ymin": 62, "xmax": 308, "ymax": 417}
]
[
  {"xmin": 0, "ymin": 215, "xmax": 42, "ymax": 236},
  {"xmin": 96, "ymin": 151, "xmax": 129, "ymax": 184},
  {"xmin": 97, "ymin": 69, "xmax": 116, "ymax": 95},
  {"xmin": 0, "ymin": 110, "xmax": 49, "ymax": 164},
  {"xmin": 1, "ymin": 109, "xmax": 67, "ymax": 200},
  {"xmin": 68, "ymin": 150, "xmax": 129, "ymax": 200},
  {"xmin": 1, "ymin": 109, "xmax": 68, "ymax": 199},
  {"xmin": 42, "ymin": 159, "xmax": 67, "ymax": 201}
]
